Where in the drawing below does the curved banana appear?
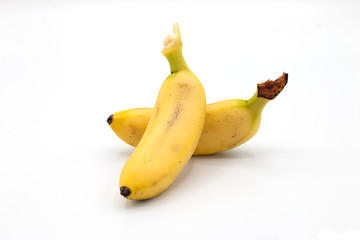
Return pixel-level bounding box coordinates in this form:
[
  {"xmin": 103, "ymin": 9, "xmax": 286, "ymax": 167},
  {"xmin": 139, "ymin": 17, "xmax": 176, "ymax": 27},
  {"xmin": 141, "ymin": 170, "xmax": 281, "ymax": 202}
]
[
  {"xmin": 108, "ymin": 73, "xmax": 287, "ymax": 155},
  {"xmin": 118, "ymin": 23, "xmax": 206, "ymax": 200}
]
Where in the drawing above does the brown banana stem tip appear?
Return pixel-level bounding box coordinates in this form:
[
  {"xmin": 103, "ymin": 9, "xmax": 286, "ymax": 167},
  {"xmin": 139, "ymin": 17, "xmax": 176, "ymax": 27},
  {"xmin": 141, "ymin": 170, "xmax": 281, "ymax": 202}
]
[
  {"xmin": 120, "ymin": 186, "xmax": 131, "ymax": 197},
  {"xmin": 107, "ymin": 114, "xmax": 113, "ymax": 125},
  {"xmin": 257, "ymin": 72, "xmax": 288, "ymax": 100}
]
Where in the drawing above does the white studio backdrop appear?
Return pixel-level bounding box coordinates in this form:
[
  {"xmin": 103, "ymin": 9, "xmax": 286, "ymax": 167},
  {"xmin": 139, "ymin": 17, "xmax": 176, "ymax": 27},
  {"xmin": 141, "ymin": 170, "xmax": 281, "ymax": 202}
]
[{"xmin": 0, "ymin": 1, "xmax": 360, "ymax": 240}]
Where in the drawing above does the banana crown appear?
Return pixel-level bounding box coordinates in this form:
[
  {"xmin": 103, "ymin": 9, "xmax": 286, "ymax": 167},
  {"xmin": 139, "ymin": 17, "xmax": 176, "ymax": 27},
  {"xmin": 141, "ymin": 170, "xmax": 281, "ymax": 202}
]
[
  {"xmin": 161, "ymin": 23, "xmax": 182, "ymax": 55},
  {"xmin": 161, "ymin": 23, "xmax": 190, "ymax": 73}
]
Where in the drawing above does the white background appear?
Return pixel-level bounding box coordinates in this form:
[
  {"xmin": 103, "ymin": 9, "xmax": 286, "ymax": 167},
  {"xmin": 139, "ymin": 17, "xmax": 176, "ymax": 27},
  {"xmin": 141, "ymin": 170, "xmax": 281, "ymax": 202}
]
[{"xmin": 1, "ymin": 1, "xmax": 360, "ymax": 239}]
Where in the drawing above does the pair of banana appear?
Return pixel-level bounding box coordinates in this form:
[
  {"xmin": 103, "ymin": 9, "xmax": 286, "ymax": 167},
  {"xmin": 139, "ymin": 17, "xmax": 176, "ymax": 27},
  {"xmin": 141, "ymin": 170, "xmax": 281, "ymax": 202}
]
[{"xmin": 108, "ymin": 23, "xmax": 288, "ymax": 200}]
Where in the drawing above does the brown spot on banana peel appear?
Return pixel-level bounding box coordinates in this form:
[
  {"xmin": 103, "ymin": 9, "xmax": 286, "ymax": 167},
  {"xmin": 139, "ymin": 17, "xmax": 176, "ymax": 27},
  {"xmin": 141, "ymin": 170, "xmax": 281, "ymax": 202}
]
[
  {"xmin": 167, "ymin": 103, "xmax": 182, "ymax": 128},
  {"xmin": 174, "ymin": 106, "xmax": 181, "ymax": 119},
  {"xmin": 178, "ymin": 83, "xmax": 188, "ymax": 88},
  {"xmin": 257, "ymin": 72, "xmax": 288, "ymax": 99},
  {"xmin": 130, "ymin": 126, "xmax": 136, "ymax": 135},
  {"xmin": 165, "ymin": 84, "xmax": 190, "ymax": 129},
  {"xmin": 154, "ymin": 105, "xmax": 160, "ymax": 118}
]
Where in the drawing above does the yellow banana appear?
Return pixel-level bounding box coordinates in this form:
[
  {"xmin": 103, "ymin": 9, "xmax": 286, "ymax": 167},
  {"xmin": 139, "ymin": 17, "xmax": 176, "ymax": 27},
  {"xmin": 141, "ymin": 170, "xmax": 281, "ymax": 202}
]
[
  {"xmin": 118, "ymin": 23, "xmax": 206, "ymax": 200},
  {"xmin": 108, "ymin": 73, "xmax": 287, "ymax": 155}
]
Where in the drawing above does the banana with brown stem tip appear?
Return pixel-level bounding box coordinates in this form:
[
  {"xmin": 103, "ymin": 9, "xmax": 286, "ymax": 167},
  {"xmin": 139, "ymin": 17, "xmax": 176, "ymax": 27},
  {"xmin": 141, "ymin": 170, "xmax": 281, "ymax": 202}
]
[{"xmin": 108, "ymin": 73, "xmax": 287, "ymax": 155}]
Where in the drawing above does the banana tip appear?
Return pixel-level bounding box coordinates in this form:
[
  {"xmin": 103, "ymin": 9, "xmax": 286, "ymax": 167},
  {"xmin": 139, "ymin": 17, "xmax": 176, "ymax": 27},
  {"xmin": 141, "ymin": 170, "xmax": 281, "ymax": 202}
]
[
  {"xmin": 257, "ymin": 72, "xmax": 288, "ymax": 100},
  {"xmin": 107, "ymin": 114, "xmax": 113, "ymax": 125},
  {"xmin": 120, "ymin": 186, "xmax": 131, "ymax": 198}
]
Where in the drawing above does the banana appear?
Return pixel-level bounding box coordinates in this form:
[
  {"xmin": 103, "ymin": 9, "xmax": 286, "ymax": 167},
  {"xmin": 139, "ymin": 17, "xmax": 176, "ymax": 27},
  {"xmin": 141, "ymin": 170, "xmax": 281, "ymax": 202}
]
[
  {"xmin": 108, "ymin": 73, "xmax": 287, "ymax": 155},
  {"xmin": 118, "ymin": 23, "xmax": 206, "ymax": 200}
]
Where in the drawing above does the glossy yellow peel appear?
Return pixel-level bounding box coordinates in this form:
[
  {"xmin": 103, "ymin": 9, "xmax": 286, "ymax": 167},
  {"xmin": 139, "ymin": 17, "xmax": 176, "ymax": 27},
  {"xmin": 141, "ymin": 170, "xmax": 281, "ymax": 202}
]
[
  {"xmin": 109, "ymin": 73, "xmax": 288, "ymax": 155},
  {"xmin": 118, "ymin": 23, "xmax": 206, "ymax": 200}
]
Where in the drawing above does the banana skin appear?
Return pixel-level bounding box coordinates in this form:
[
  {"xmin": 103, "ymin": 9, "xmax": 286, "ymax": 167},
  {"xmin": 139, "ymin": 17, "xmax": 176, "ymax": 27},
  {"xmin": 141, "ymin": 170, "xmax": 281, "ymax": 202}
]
[
  {"xmin": 108, "ymin": 73, "xmax": 287, "ymax": 155},
  {"xmin": 118, "ymin": 23, "xmax": 206, "ymax": 200}
]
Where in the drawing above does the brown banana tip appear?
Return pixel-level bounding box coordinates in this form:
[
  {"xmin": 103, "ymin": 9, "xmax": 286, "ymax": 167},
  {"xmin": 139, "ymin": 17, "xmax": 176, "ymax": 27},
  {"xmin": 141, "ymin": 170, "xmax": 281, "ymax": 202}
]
[
  {"xmin": 257, "ymin": 72, "xmax": 288, "ymax": 100},
  {"xmin": 107, "ymin": 114, "xmax": 113, "ymax": 125},
  {"xmin": 120, "ymin": 186, "xmax": 131, "ymax": 197}
]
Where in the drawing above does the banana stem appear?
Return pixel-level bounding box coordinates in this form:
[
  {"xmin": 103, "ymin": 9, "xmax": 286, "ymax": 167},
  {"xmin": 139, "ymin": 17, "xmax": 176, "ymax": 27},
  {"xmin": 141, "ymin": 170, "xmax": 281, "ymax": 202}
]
[
  {"xmin": 163, "ymin": 47, "xmax": 190, "ymax": 73},
  {"xmin": 247, "ymin": 91, "xmax": 269, "ymax": 113},
  {"xmin": 247, "ymin": 72, "xmax": 288, "ymax": 113},
  {"xmin": 161, "ymin": 23, "xmax": 190, "ymax": 73}
]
